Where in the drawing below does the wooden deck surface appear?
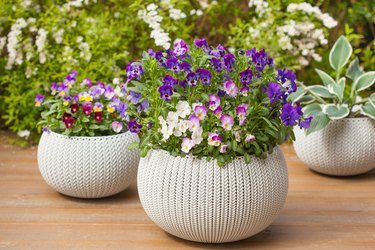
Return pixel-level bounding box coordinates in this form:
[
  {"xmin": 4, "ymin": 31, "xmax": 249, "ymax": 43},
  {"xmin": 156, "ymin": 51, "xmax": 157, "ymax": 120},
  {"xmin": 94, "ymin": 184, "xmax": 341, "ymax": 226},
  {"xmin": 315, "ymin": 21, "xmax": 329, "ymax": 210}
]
[{"xmin": 0, "ymin": 133, "xmax": 374, "ymax": 249}]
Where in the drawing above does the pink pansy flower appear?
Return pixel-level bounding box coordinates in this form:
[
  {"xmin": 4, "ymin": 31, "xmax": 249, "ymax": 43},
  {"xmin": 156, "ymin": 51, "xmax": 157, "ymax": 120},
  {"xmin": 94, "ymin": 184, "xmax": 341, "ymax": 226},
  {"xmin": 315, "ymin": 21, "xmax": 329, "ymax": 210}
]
[
  {"xmin": 111, "ymin": 121, "xmax": 123, "ymax": 133},
  {"xmin": 188, "ymin": 114, "xmax": 200, "ymax": 132},
  {"xmin": 194, "ymin": 105, "xmax": 208, "ymax": 120},
  {"xmin": 208, "ymin": 132, "xmax": 222, "ymax": 147},
  {"xmin": 236, "ymin": 104, "xmax": 250, "ymax": 125},
  {"xmin": 220, "ymin": 114, "xmax": 234, "ymax": 131},
  {"xmin": 181, "ymin": 137, "xmax": 195, "ymax": 153},
  {"xmin": 207, "ymin": 94, "xmax": 220, "ymax": 111},
  {"xmin": 214, "ymin": 106, "xmax": 222, "ymax": 119},
  {"xmin": 245, "ymin": 134, "xmax": 256, "ymax": 143},
  {"xmin": 220, "ymin": 144, "xmax": 229, "ymax": 154},
  {"xmin": 223, "ymin": 81, "xmax": 238, "ymax": 97}
]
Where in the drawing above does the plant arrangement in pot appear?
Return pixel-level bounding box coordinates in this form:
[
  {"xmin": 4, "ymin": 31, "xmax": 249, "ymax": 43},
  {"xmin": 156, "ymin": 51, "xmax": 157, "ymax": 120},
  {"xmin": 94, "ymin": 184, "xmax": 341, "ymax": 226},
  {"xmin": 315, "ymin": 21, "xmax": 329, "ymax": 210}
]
[
  {"xmin": 124, "ymin": 38, "xmax": 309, "ymax": 243},
  {"xmin": 291, "ymin": 35, "xmax": 375, "ymax": 176},
  {"xmin": 35, "ymin": 70, "xmax": 140, "ymax": 198}
]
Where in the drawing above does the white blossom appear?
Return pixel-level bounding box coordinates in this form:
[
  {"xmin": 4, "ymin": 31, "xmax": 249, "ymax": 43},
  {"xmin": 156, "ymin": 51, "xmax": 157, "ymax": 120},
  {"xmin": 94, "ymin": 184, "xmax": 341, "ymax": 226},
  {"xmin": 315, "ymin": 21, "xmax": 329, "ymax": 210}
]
[
  {"xmin": 287, "ymin": 3, "xmax": 337, "ymax": 28},
  {"xmin": 53, "ymin": 28, "xmax": 64, "ymax": 44},
  {"xmin": 17, "ymin": 130, "xmax": 30, "ymax": 139},
  {"xmin": 169, "ymin": 8, "xmax": 186, "ymax": 20},
  {"xmin": 176, "ymin": 101, "xmax": 191, "ymax": 118}
]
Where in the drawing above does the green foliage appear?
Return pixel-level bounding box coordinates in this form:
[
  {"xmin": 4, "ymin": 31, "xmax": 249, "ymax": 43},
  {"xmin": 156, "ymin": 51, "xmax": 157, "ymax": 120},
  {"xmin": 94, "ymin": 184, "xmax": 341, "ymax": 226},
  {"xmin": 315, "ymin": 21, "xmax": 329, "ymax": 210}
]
[{"xmin": 290, "ymin": 36, "xmax": 375, "ymax": 135}]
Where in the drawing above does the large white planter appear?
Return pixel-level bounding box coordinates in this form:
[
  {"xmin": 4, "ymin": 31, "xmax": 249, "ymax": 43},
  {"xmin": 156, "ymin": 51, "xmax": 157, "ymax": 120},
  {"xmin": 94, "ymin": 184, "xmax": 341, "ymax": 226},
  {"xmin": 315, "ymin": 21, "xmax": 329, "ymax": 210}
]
[
  {"xmin": 137, "ymin": 146, "xmax": 288, "ymax": 243},
  {"xmin": 37, "ymin": 131, "xmax": 140, "ymax": 198},
  {"xmin": 293, "ymin": 118, "xmax": 375, "ymax": 176}
]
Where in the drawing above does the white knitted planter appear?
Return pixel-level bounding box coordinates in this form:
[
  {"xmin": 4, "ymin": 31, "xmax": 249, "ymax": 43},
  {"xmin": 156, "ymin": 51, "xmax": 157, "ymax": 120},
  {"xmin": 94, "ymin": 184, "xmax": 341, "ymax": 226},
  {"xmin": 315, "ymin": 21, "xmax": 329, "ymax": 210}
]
[
  {"xmin": 137, "ymin": 146, "xmax": 288, "ymax": 243},
  {"xmin": 293, "ymin": 118, "xmax": 375, "ymax": 176},
  {"xmin": 37, "ymin": 131, "xmax": 140, "ymax": 198}
]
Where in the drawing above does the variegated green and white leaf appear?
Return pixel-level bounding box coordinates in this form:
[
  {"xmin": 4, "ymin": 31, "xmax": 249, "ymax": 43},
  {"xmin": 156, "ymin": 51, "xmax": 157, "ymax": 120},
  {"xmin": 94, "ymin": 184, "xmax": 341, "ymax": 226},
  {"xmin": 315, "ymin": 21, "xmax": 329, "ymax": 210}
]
[
  {"xmin": 329, "ymin": 35, "xmax": 353, "ymax": 71},
  {"xmin": 289, "ymin": 87, "xmax": 306, "ymax": 103},
  {"xmin": 360, "ymin": 102, "xmax": 375, "ymax": 119},
  {"xmin": 303, "ymin": 103, "xmax": 322, "ymax": 117},
  {"xmin": 307, "ymin": 85, "xmax": 335, "ymax": 98},
  {"xmin": 353, "ymin": 71, "xmax": 375, "ymax": 92},
  {"xmin": 346, "ymin": 57, "xmax": 364, "ymax": 81},
  {"xmin": 322, "ymin": 104, "xmax": 350, "ymax": 119},
  {"xmin": 315, "ymin": 69, "xmax": 336, "ymax": 86},
  {"xmin": 306, "ymin": 111, "xmax": 330, "ymax": 135},
  {"xmin": 298, "ymin": 95, "xmax": 316, "ymax": 104},
  {"xmin": 369, "ymin": 93, "xmax": 375, "ymax": 108},
  {"xmin": 328, "ymin": 77, "xmax": 345, "ymax": 100}
]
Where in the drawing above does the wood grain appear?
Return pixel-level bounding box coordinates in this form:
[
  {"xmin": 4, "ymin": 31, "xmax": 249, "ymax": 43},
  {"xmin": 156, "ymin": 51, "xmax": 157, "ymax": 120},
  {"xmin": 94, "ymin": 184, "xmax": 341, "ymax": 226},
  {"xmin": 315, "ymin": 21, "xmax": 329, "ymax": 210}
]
[{"xmin": 0, "ymin": 136, "xmax": 374, "ymax": 250}]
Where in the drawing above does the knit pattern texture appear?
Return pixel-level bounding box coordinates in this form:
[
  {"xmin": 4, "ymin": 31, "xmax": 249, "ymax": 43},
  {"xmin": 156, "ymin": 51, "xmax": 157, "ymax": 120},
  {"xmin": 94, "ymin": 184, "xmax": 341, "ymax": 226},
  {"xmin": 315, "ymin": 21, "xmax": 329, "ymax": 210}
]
[
  {"xmin": 293, "ymin": 118, "xmax": 375, "ymax": 176},
  {"xmin": 137, "ymin": 146, "xmax": 288, "ymax": 243},
  {"xmin": 37, "ymin": 131, "xmax": 140, "ymax": 198}
]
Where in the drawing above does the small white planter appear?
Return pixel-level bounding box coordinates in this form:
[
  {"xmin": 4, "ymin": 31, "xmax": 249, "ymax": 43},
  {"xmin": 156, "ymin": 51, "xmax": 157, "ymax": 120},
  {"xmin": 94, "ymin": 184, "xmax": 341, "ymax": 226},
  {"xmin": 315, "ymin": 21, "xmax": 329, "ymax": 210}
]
[
  {"xmin": 37, "ymin": 131, "xmax": 140, "ymax": 198},
  {"xmin": 294, "ymin": 118, "xmax": 375, "ymax": 176},
  {"xmin": 137, "ymin": 146, "xmax": 288, "ymax": 243}
]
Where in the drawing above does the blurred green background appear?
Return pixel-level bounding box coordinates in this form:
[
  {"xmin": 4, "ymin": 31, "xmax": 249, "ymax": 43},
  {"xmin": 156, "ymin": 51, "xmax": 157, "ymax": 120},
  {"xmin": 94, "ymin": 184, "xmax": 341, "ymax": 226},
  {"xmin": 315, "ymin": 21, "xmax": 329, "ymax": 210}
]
[{"xmin": 0, "ymin": 0, "xmax": 374, "ymax": 142}]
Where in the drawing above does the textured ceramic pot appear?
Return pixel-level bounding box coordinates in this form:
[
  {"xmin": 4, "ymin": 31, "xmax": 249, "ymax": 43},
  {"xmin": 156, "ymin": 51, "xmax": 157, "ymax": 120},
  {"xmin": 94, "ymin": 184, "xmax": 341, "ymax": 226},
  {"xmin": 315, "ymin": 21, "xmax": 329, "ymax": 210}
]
[
  {"xmin": 293, "ymin": 118, "xmax": 375, "ymax": 176},
  {"xmin": 37, "ymin": 131, "xmax": 140, "ymax": 198},
  {"xmin": 137, "ymin": 146, "xmax": 288, "ymax": 243}
]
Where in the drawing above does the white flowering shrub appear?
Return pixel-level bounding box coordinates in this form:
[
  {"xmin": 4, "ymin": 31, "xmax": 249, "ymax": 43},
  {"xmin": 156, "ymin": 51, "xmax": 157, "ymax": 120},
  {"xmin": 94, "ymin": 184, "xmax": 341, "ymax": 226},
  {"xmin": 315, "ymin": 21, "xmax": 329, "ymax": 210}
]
[{"xmin": 228, "ymin": 0, "xmax": 337, "ymax": 69}]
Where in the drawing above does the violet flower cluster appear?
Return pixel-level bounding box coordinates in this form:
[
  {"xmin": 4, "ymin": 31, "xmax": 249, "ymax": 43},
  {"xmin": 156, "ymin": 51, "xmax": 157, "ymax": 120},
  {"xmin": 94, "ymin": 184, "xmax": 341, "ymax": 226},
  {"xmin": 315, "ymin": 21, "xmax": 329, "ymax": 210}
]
[
  {"xmin": 124, "ymin": 38, "xmax": 311, "ymax": 165},
  {"xmin": 35, "ymin": 71, "xmax": 128, "ymax": 136}
]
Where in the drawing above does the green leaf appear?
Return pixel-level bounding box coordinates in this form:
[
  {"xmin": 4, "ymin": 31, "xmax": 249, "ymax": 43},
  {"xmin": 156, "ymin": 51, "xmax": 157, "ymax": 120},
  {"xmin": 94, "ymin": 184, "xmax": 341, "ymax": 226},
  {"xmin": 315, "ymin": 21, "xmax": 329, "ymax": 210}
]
[
  {"xmin": 346, "ymin": 57, "xmax": 364, "ymax": 81},
  {"xmin": 298, "ymin": 95, "xmax": 316, "ymax": 104},
  {"xmin": 329, "ymin": 77, "xmax": 345, "ymax": 100},
  {"xmin": 315, "ymin": 69, "xmax": 336, "ymax": 86},
  {"xmin": 353, "ymin": 71, "xmax": 375, "ymax": 92},
  {"xmin": 360, "ymin": 102, "xmax": 375, "ymax": 119},
  {"xmin": 131, "ymin": 81, "xmax": 146, "ymax": 91},
  {"xmin": 306, "ymin": 112, "xmax": 330, "ymax": 135},
  {"xmin": 303, "ymin": 103, "xmax": 322, "ymax": 117},
  {"xmin": 329, "ymin": 35, "xmax": 353, "ymax": 71},
  {"xmin": 369, "ymin": 94, "xmax": 375, "ymax": 108},
  {"xmin": 244, "ymin": 153, "xmax": 252, "ymax": 164},
  {"xmin": 128, "ymin": 141, "xmax": 139, "ymax": 150},
  {"xmin": 73, "ymin": 125, "xmax": 82, "ymax": 133},
  {"xmin": 322, "ymin": 104, "xmax": 350, "ymax": 119},
  {"xmin": 41, "ymin": 110, "xmax": 57, "ymax": 119},
  {"xmin": 307, "ymin": 86, "xmax": 334, "ymax": 98}
]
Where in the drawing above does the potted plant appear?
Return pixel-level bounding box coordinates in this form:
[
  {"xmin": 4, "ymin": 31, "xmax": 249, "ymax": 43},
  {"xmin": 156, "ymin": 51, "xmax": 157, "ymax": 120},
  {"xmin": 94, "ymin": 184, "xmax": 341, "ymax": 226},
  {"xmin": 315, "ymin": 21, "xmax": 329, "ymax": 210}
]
[
  {"xmin": 291, "ymin": 35, "xmax": 375, "ymax": 176},
  {"xmin": 35, "ymin": 70, "xmax": 140, "ymax": 198},
  {"xmin": 124, "ymin": 39, "xmax": 309, "ymax": 243}
]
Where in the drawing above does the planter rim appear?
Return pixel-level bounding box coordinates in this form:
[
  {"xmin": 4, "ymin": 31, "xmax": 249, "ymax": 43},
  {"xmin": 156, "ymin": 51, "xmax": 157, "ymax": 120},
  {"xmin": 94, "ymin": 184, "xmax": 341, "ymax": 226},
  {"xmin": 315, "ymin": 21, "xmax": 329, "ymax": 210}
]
[
  {"xmin": 43, "ymin": 130, "xmax": 133, "ymax": 140},
  {"xmin": 327, "ymin": 117, "xmax": 374, "ymax": 121},
  {"xmin": 145, "ymin": 145, "xmax": 281, "ymax": 165}
]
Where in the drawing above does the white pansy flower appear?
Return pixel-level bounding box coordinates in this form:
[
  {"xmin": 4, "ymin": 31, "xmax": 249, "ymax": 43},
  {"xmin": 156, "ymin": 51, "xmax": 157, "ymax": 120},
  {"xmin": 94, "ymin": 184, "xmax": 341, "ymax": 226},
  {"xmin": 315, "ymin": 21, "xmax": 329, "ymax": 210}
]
[
  {"xmin": 166, "ymin": 111, "xmax": 179, "ymax": 125},
  {"xmin": 17, "ymin": 130, "xmax": 30, "ymax": 139},
  {"xmin": 176, "ymin": 101, "xmax": 191, "ymax": 118},
  {"xmin": 192, "ymin": 127, "xmax": 203, "ymax": 145}
]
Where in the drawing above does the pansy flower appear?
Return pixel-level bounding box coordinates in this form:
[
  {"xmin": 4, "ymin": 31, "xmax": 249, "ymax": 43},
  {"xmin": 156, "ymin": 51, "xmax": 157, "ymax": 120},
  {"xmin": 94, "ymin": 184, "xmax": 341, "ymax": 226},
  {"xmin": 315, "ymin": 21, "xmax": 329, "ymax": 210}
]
[
  {"xmin": 196, "ymin": 69, "xmax": 211, "ymax": 85},
  {"xmin": 250, "ymin": 48, "xmax": 272, "ymax": 72},
  {"xmin": 82, "ymin": 102, "xmax": 93, "ymax": 116},
  {"xmin": 219, "ymin": 144, "xmax": 229, "ymax": 154},
  {"xmin": 280, "ymin": 103, "xmax": 300, "ymax": 126},
  {"xmin": 58, "ymin": 83, "xmax": 69, "ymax": 96},
  {"xmin": 166, "ymin": 58, "xmax": 181, "ymax": 73},
  {"xmin": 181, "ymin": 137, "xmax": 195, "ymax": 153},
  {"xmin": 107, "ymin": 102, "xmax": 116, "ymax": 113},
  {"xmin": 94, "ymin": 112, "xmax": 103, "ymax": 123},
  {"xmin": 126, "ymin": 62, "xmax": 144, "ymax": 80},
  {"xmin": 223, "ymin": 53, "xmax": 236, "ymax": 71},
  {"xmin": 90, "ymin": 87, "xmax": 105, "ymax": 99},
  {"xmin": 111, "ymin": 121, "xmax": 123, "ymax": 133},
  {"xmin": 34, "ymin": 94, "xmax": 44, "ymax": 107},
  {"xmin": 208, "ymin": 132, "xmax": 222, "ymax": 147},
  {"xmin": 208, "ymin": 94, "xmax": 220, "ymax": 111},
  {"xmin": 267, "ymin": 82, "xmax": 283, "ymax": 104},
  {"xmin": 137, "ymin": 100, "xmax": 150, "ymax": 113},
  {"xmin": 180, "ymin": 61, "xmax": 191, "ymax": 72},
  {"xmin": 210, "ymin": 58, "xmax": 222, "ymax": 72},
  {"xmin": 245, "ymin": 134, "xmax": 256, "ymax": 143},
  {"xmin": 158, "ymin": 85, "xmax": 173, "ymax": 101},
  {"xmin": 220, "ymin": 114, "xmax": 234, "ymax": 131},
  {"xmin": 104, "ymin": 85, "xmax": 115, "ymax": 99},
  {"xmin": 236, "ymin": 104, "xmax": 250, "ymax": 125},
  {"xmin": 240, "ymin": 86, "xmax": 249, "ymax": 96},
  {"xmin": 128, "ymin": 91, "xmax": 142, "ymax": 104},
  {"xmin": 277, "ymin": 68, "xmax": 297, "ymax": 93},
  {"xmin": 63, "ymin": 112, "xmax": 72, "ymax": 122},
  {"xmin": 163, "ymin": 75, "xmax": 178, "ymax": 87},
  {"xmin": 194, "ymin": 105, "xmax": 208, "ymax": 120},
  {"xmin": 188, "ymin": 114, "xmax": 200, "ymax": 132},
  {"xmin": 172, "ymin": 39, "xmax": 188, "ymax": 57},
  {"xmin": 186, "ymin": 72, "xmax": 198, "ymax": 86},
  {"xmin": 239, "ymin": 69, "xmax": 253, "ymax": 85},
  {"xmin": 81, "ymin": 78, "xmax": 93, "ymax": 88},
  {"xmin": 79, "ymin": 92, "xmax": 93, "ymax": 102},
  {"xmin": 51, "ymin": 83, "xmax": 58, "ymax": 96},
  {"xmin": 193, "ymin": 38, "xmax": 208, "ymax": 48},
  {"xmin": 96, "ymin": 81, "xmax": 105, "ymax": 88},
  {"xmin": 214, "ymin": 106, "xmax": 222, "ymax": 119},
  {"xmin": 223, "ymin": 81, "xmax": 238, "ymax": 97},
  {"xmin": 93, "ymin": 102, "xmax": 104, "ymax": 112},
  {"xmin": 128, "ymin": 119, "xmax": 142, "ymax": 133},
  {"xmin": 154, "ymin": 52, "xmax": 167, "ymax": 67},
  {"xmin": 117, "ymin": 102, "xmax": 128, "ymax": 119},
  {"xmin": 63, "ymin": 96, "xmax": 71, "ymax": 106},
  {"xmin": 70, "ymin": 103, "xmax": 79, "ymax": 114},
  {"xmin": 64, "ymin": 116, "xmax": 75, "ymax": 129}
]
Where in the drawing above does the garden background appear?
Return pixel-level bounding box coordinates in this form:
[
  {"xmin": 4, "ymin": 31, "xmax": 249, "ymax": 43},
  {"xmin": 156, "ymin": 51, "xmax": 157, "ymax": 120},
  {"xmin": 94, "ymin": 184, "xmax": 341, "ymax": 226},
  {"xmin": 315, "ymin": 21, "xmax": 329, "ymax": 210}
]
[{"xmin": 0, "ymin": 0, "xmax": 374, "ymax": 144}]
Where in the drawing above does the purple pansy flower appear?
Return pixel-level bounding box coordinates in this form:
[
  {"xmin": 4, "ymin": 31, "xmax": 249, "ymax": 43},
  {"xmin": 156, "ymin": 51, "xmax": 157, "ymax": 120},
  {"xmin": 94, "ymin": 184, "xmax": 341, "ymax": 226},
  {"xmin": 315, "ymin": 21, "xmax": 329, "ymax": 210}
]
[
  {"xmin": 196, "ymin": 69, "xmax": 212, "ymax": 85},
  {"xmin": 217, "ymin": 89, "xmax": 226, "ymax": 97},
  {"xmin": 277, "ymin": 68, "xmax": 297, "ymax": 93},
  {"xmin": 128, "ymin": 119, "xmax": 142, "ymax": 133},
  {"xmin": 90, "ymin": 87, "xmax": 104, "ymax": 99},
  {"xmin": 214, "ymin": 106, "xmax": 222, "ymax": 119},
  {"xmin": 34, "ymin": 94, "xmax": 44, "ymax": 107},
  {"xmin": 180, "ymin": 61, "xmax": 191, "ymax": 72},
  {"xmin": 107, "ymin": 102, "xmax": 116, "ymax": 113},
  {"xmin": 104, "ymin": 85, "xmax": 115, "ymax": 99},
  {"xmin": 188, "ymin": 114, "xmax": 200, "ymax": 132},
  {"xmin": 126, "ymin": 62, "xmax": 144, "ymax": 80},
  {"xmin": 163, "ymin": 75, "xmax": 178, "ymax": 87},
  {"xmin": 93, "ymin": 102, "xmax": 104, "ymax": 112},
  {"xmin": 96, "ymin": 81, "xmax": 105, "ymax": 88},
  {"xmin": 181, "ymin": 137, "xmax": 195, "ymax": 153},
  {"xmin": 223, "ymin": 81, "xmax": 238, "ymax": 97},
  {"xmin": 186, "ymin": 72, "xmax": 198, "ymax": 86},
  {"xmin": 299, "ymin": 116, "xmax": 313, "ymax": 129},
  {"xmin": 245, "ymin": 134, "xmax": 256, "ymax": 143},
  {"xmin": 208, "ymin": 94, "xmax": 220, "ymax": 111},
  {"xmin": 154, "ymin": 52, "xmax": 167, "ymax": 67},
  {"xmin": 82, "ymin": 78, "xmax": 93, "ymax": 88},
  {"xmin": 137, "ymin": 100, "xmax": 150, "ymax": 113},
  {"xmin": 251, "ymin": 48, "xmax": 272, "ymax": 72},
  {"xmin": 239, "ymin": 69, "xmax": 253, "ymax": 85},
  {"xmin": 281, "ymin": 103, "xmax": 300, "ymax": 126},
  {"xmin": 220, "ymin": 114, "xmax": 234, "ymax": 131},
  {"xmin": 58, "ymin": 83, "xmax": 69, "ymax": 96},
  {"xmin": 223, "ymin": 53, "xmax": 236, "ymax": 72},
  {"xmin": 166, "ymin": 57, "xmax": 181, "ymax": 73},
  {"xmin": 172, "ymin": 39, "xmax": 188, "ymax": 57},
  {"xmin": 208, "ymin": 132, "xmax": 222, "ymax": 147},
  {"xmin": 236, "ymin": 104, "xmax": 250, "ymax": 125},
  {"xmin": 220, "ymin": 144, "xmax": 229, "ymax": 154},
  {"xmin": 82, "ymin": 102, "xmax": 93, "ymax": 116},
  {"xmin": 267, "ymin": 82, "xmax": 283, "ymax": 104},
  {"xmin": 111, "ymin": 121, "xmax": 123, "ymax": 133},
  {"xmin": 117, "ymin": 102, "xmax": 128, "ymax": 119},
  {"xmin": 159, "ymin": 85, "xmax": 173, "ymax": 101},
  {"xmin": 62, "ymin": 96, "xmax": 71, "ymax": 106},
  {"xmin": 194, "ymin": 105, "xmax": 208, "ymax": 120},
  {"xmin": 51, "ymin": 82, "xmax": 58, "ymax": 95},
  {"xmin": 240, "ymin": 86, "xmax": 249, "ymax": 96},
  {"xmin": 210, "ymin": 58, "xmax": 223, "ymax": 72},
  {"xmin": 194, "ymin": 38, "xmax": 208, "ymax": 48},
  {"xmin": 128, "ymin": 91, "xmax": 142, "ymax": 104}
]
